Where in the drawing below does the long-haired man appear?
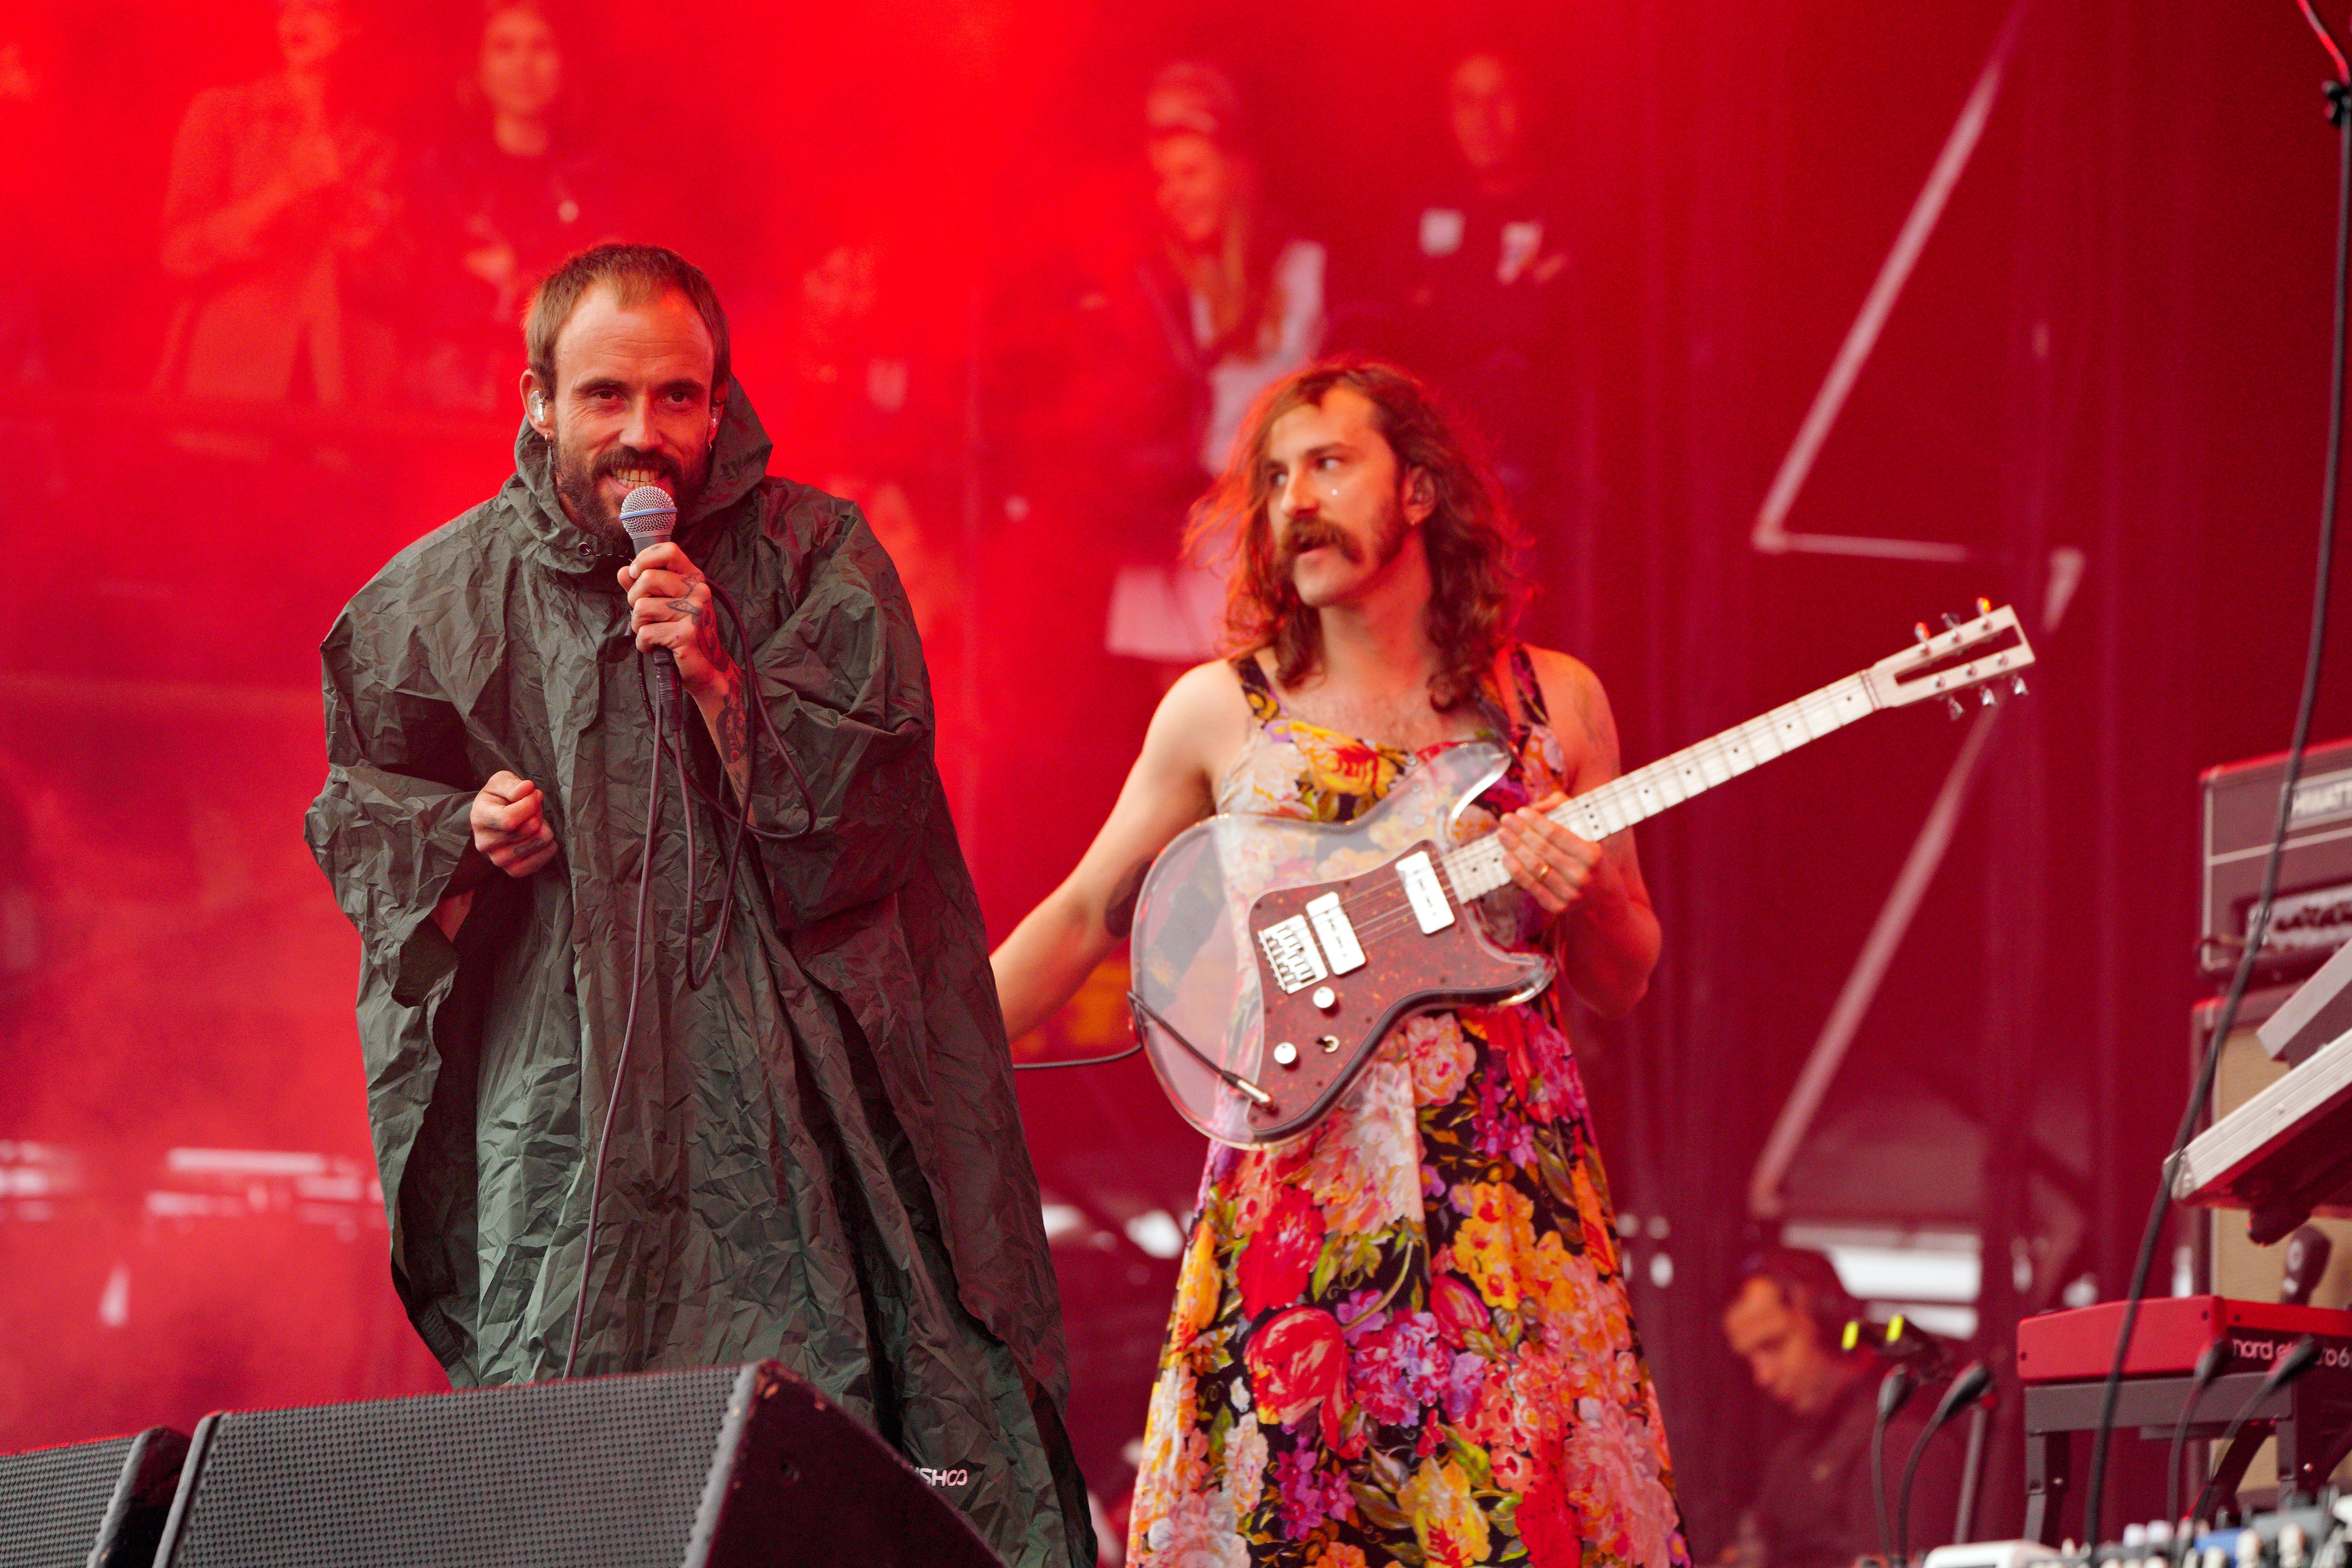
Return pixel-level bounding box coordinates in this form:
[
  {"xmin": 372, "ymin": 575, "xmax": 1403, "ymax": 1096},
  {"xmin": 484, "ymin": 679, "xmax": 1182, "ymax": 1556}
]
[{"xmin": 994, "ymin": 361, "xmax": 1686, "ymax": 1566}]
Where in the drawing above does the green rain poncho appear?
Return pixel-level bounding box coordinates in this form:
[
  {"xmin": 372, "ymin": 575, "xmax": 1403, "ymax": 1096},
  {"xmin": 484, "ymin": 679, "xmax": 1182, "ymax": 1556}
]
[{"xmin": 304, "ymin": 394, "xmax": 1090, "ymax": 1567}]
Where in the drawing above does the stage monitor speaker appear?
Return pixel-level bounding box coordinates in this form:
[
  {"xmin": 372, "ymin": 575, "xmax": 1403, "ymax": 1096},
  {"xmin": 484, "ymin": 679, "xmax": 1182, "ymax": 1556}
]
[
  {"xmin": 152, "ymin": 1360, "xmax": 1001, "ymax": 1568},
  {"xmin": 0, "ymin": 1426, "xmax": 191, "ymax": 1568}
]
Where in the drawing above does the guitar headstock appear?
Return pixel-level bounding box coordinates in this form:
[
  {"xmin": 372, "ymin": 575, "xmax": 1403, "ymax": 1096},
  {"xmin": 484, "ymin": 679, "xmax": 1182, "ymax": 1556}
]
[{"xmin": 1862, "ymin": 600, "xmax": 2038, "ymax": 716}]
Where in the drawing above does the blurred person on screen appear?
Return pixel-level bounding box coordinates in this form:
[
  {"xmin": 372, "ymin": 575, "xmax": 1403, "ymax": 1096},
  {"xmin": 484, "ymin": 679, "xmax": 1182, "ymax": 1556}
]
[
  {"xmin": 1379, "ymin": 49, "xmax": 1575, "ymax": 503},
  {"xmin": 1102, "ymin": 61, "xmax": 1328, "ymax": 671},
  {"xmin": 155, "ymin": 0, "xmax": 404, "ymax": 406},
  {"xmin": 410, "ymin": 0, "xmax": 619, "ymax": 410}
]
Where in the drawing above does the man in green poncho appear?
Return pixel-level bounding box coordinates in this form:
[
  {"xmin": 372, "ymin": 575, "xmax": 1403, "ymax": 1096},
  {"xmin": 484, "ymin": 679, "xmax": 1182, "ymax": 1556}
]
[{"xmin": 305, "ymin": 243, "xmax": 1091, "ymax": 1566}]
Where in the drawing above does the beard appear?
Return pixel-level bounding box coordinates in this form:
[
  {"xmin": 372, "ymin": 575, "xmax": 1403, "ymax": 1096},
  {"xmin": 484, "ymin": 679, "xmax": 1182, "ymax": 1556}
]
[{"xmin": 550, "ymin": 434, "xmax": 711, "ymax": 553}]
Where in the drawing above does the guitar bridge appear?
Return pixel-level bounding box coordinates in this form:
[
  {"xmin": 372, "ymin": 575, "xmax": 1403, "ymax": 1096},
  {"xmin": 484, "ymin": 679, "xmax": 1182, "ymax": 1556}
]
[{"xmin": 1256, "ymin": 914, "xmax": 1328, "ymax": 994}]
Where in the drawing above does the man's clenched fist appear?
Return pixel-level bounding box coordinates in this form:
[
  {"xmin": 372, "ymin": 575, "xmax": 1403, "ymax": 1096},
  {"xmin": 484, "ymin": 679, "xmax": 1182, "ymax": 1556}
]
[{"xmin": 472, "ymin": 770, "xmax": 558, "ymax": 878}]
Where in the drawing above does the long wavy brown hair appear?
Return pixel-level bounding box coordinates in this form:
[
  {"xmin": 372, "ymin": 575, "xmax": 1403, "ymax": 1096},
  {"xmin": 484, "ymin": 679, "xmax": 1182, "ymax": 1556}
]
[{"xmin": 1189, "ymin": 359, "xmax": 1526, "ymax": 711}]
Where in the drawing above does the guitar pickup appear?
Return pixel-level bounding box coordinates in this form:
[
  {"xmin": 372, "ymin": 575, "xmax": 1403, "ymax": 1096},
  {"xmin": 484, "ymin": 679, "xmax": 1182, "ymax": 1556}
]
[
  {"xmin": 1396, "ymin": 851, "xmax": 1455, "ymax": 934},
  {"xmin": 1305, "ymin": 893, "xmax": 1365, "ymax": 975},
  {"xmin": 1257, "ymin": 914, "xmax": 1328, "ymax": 994}
]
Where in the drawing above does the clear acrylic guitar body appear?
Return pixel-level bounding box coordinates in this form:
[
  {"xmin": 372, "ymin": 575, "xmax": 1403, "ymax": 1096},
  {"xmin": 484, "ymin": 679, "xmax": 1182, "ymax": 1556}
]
[{"xmin": 1129, "ymin": 741, "xmax": 1554, "ymax": 1148}]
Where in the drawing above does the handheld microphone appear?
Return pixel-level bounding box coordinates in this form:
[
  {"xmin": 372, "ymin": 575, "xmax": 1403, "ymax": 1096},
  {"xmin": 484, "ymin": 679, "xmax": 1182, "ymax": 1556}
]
[
  {"xmin": 619, "ymin": 484, "xmax": 680, "ymax": 717},
  {"xmin": 1896, "ymin": 1360, "xmax": 1994, "ymax": 1561},
  {"xmin": 1873, "ymin": 1364, "xmax": 1917, "ymax": 1566},
  {"xmin": 2189, "ymin": 1335, "xmax": 2321, "ymax": 1525}
]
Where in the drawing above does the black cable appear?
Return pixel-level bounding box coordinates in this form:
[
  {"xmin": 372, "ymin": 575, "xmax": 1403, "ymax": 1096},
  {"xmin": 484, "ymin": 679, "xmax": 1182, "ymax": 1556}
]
[
  {"xmin": 562, "ymin": 572, "xmax": 832, "ymax": 1372},
  {"xmin": 1874, "ymin": 1365, "xmax": 1916, "ymax": 1565},
  {"xmin": 1898, "ymin": 1361, "xmax": 1994, "ymax": 1563},
  {"xmin": 708, "ymin": 579, "xmax": 819, "ymax": 837},
  {"xmin": 2166, "ymin": 1338, "xmax": 2232, "ymax": 1527},
  {"xmin": 563, "ymin": 685, "xmax": 667, "ymax": 1379},
  {"xmin": 624, "ymin": 588, "xmax": 792, "ymax": 991},
  {"xmin": 2081, "ymin": 54, "xmax": 2347, "ymax": 1545},
  {"xmin": 2188, "ymin": 1336, "xmax": 2322, "ymax": 1526},
  {"xmin": 1012, "ymin": 1040, "xmax": 1147, "ymax": 1071}
]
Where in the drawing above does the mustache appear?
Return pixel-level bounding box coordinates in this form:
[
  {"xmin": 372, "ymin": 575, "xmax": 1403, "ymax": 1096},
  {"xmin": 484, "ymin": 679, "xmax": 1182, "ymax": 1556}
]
[
  {"xmin": 1279, "ymin": 519, "xmax": 1363, "ymax": 565},
  {"xmin": 592, "ymin": 446, "xmax": 684, "ymax": 488}
]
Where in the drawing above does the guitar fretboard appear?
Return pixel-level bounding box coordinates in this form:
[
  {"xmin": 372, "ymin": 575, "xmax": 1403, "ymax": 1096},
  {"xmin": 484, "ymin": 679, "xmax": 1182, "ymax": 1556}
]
[{"xmin": 1441, "ymin": 672, "xmax": 1879, "ymax": 902}]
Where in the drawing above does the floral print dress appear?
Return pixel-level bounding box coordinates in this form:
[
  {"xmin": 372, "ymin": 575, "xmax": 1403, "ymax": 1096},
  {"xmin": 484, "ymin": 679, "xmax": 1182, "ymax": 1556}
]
[{"xmin": 1126, "ymin": 651, "xmax": 1688, "ymax": 1568}]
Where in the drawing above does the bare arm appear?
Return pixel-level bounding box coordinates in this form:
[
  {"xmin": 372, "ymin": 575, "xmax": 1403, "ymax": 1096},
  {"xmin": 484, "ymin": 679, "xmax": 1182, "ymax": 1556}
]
[
  {"xmin": 1492, "ymin": 650, "xmax": 1661, "ymax": 1018},
  {"xmin": 991, "ymin": 661, "xmax": 1252, "ymax": 1041}
]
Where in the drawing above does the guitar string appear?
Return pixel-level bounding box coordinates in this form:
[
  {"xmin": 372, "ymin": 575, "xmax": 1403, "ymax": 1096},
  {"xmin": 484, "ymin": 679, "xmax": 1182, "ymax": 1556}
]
[
  {"xmin": 1247, "ymin": 649, "xmax": 2009, "ymax": 1016},
  {"xmin": 1289, "ymin": 689, "xmax": 1877, "ymax": 961},
  {"xmin": 1320, "ymin": 731, "xmax": 1781, "ymax": 947}
]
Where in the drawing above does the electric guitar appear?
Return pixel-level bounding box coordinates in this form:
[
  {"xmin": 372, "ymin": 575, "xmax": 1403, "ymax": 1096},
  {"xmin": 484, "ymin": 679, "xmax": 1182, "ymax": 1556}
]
[{"xmin": 1127, "ymin": 603, "xmax": 2038, "ymax": 1148}]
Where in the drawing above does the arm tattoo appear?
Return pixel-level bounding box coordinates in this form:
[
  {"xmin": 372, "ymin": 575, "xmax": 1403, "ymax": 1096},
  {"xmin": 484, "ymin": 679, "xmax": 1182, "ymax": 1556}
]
[
  {"xmin": 694, "ymin": 608, "xmax": 727, "ymax": 674},
  {"xmin": 1105, "ymin": 858, "xmax": 1151, "ymax": 939},
  {"xmin": 706, "ymin": 658, "xmax": 751, "ymax": 810},
  {"xmin": 717, "ymin": 679, "xmax": 749, "ymax": 769}
]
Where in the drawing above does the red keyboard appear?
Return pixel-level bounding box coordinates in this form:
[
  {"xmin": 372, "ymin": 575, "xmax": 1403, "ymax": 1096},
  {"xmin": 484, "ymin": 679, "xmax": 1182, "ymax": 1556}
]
[{"xmin": 2015, "ymin": 1295, "xmax": 2352, "ymax": 1382}]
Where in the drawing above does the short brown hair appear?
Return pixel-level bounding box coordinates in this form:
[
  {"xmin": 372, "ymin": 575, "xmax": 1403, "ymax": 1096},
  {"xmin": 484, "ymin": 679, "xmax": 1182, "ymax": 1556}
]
[
  {"xmin": 1190, "ymin": 359, "xmax": 1525, "ymax": 711},
  {"xmin": 524, "ymin": 243, "xmax": 731, "ymax": 397}
]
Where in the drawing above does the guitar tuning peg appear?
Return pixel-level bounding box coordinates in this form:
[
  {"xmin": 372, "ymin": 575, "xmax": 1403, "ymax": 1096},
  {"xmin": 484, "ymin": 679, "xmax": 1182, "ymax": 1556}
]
[
  {"xmin": 1945, "ymin": 695, "xmax": 1965, "ymax": 720},
  {"xmin": 1979, "ymin": 685, "xmax": 1997, "ymax": 707},
  {"xmin": 1942, "ymin": 612, "xmax": 1963, "ymax": 630},
  {"xmin": 2011, "ymin": 674, "xmax": 2028, "ymax": 697},
  {"xmin": 1976, "ymin": 597, "xmax": 1993, "ymax": 617},
  {"xmin": 1914, "ymin": 622, "xmax": 1932, "ymax": 646}
]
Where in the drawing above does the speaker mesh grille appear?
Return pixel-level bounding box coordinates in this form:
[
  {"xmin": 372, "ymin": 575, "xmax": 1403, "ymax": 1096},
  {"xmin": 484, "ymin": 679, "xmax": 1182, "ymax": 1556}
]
[
  {"xmin": 167, "ymin": 1365, "xmax": 740, "ymax": 1568},
  {"xmin": 0, "ymin": 1433, "xmax": 140, "ymax": 1568}
]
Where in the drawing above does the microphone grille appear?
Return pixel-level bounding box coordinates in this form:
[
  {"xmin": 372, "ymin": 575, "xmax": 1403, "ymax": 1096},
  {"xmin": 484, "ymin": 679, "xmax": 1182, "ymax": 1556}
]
[{"xmin": 619, "ymin": 484, "xmax": 677, "ymax": 550}]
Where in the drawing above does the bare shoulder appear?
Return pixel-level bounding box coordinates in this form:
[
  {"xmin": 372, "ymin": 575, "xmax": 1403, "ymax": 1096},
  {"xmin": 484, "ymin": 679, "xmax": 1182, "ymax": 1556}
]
[
  {"xmin": 1159, "ymin": 658, "xmax": 1255, "ymax": 733},
  {"xmin": 1142, "ymin": 658, "xmax": 1258, "ymax": 787},
  {"xmin": 1517, "ymin": 643, "xmax": 1623, "ymax": 778}
]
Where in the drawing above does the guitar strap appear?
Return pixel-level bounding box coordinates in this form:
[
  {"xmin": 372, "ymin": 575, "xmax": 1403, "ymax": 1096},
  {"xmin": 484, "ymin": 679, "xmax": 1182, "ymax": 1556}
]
[{"xmin": 1468, "ymin": 641, "xmax": 1546, "ymax": 772}]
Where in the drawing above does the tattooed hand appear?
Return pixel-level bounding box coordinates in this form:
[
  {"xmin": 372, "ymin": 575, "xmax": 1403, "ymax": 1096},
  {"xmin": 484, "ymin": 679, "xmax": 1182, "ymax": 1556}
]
[
  {"xmin": 619, "ymin": 541, "xmax": 752, "ymax": 802},
  {"xmin": 619, "ymin": 542, "xmax": 733, "ymax": 695}
]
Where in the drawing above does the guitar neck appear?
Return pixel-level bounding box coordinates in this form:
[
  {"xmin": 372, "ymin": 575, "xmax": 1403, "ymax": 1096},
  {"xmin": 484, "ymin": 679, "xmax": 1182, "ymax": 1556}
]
[{"xmin": 1443, "ymin": 671, "xmax": 1880, "ymax": 901}]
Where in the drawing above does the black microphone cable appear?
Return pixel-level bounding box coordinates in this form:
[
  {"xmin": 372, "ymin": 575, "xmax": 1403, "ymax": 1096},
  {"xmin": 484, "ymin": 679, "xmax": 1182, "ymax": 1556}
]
[
  {"xmin": 2166, "ymin": 1338, "xmax": 2233, "ymax": 1528},
  {"xmin": 563, "ymin": 568, "xmax": 824, "ymax": 1379},
  {"xmin": 2187, "ymin": 1336, "xmax": 2322, "ymax": 1526},
  {"xmin": 2081, "ymin": 16, "xmax": 2348, "ymax": 1539},
  {"xmin": 1896, "ymin": 1360, "xmax": 1994, "ymax": 1563},
  {"xmin": 563, "ymin": 682, "xmax": 669, "ymax": 1379},
  {"xmin": 1874, "ymin": 1363, "xmax": 1918, "ymax": 1566}
]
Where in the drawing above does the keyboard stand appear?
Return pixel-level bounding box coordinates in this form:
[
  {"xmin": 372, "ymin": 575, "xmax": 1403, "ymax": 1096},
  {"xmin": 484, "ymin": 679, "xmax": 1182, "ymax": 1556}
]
[{"xmin": 2022, "ymin": 1371, "xmax": 2352, "ymax": 1542}]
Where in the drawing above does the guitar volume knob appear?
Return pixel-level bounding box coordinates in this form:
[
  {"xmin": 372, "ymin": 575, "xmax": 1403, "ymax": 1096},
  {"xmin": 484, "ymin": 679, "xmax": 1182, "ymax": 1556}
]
[
  {"xmin": 1312, "ymin": 985, "xmax": 1336, "ymax": 1011},
  {"xmin": 1273, "ymin": 1041, "xmax": 1299, "ymax": 1067}
]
